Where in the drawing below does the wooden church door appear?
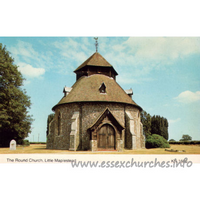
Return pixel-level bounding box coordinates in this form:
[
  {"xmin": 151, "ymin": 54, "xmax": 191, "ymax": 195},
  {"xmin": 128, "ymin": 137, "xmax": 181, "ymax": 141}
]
[{"xmin": 98, "ymin": 124, "xmax": 115, "ymax": 150}]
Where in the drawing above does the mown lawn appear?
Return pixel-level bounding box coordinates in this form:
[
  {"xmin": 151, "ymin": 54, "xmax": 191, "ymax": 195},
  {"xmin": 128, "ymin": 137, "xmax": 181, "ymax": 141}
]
[{"xmin": 0, "ymin": 144, "xmax": 200, "ymax": 154}]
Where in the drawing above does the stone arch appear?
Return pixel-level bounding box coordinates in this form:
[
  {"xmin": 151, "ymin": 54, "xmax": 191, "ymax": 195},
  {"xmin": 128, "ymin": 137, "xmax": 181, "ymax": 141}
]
[
  {"xmin": 88, "ymin": 108, "xmax": 124, "ymax": 151},
  {"xmin": 96, "ymin": 122, "xmax": 117, "ymax": 135}
]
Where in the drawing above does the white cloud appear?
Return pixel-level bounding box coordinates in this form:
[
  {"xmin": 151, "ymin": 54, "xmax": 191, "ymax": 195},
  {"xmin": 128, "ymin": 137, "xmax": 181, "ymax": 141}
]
[
  {"xmin": 112, "ymin": 44, "xmax": 126, "ymax": 52},
  {"xmin": 9, "ymin": 40, "xmax": 39, "ymax": 59},
  {"xmin": 18, "ymin": 63, "xmax": 45, "ymax": 78},
  {"xmin": 117, "ymin": 73, "xmax": 154, "ymax": 85},
  {"xmin": 103, "ymin": 37, "xmax": 200, "ymax": 77},
  {"xmin": 124, "ymin": 37, "xmax": 200, "ymax": 62},
  {"xmin": 168, "ymin": 118, "xmax": 181, "ymax": 124},
  {"xmin": 8, "ymin": 40, "xmax": 55, "ymax": 74},
  {"xmin": 23, "ymin": 80, "xmax": 31, "ymax": 85},
  {"xmin": 117, "ymin": 75, "xmax": 139, "ymax": 84},
  {"xmin": 175, "ymin": 90, "xmax": 200, "ymax": 104},
  {"xmin": 53, "ymin": 38, "xmax": 91, "ymax": 64}
]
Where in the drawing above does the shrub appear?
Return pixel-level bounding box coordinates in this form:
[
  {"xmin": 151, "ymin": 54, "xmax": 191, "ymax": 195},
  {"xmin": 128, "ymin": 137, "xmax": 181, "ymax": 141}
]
[
  {"xmin": 22, "ymin": 140, "xmax": 30, "ymax": 146},
  {"xmin": 146, "ymin": 134, "xmax": 170, "ymax": 149},
  {"xmin": 16, "ymin": 139, "xmax": 30, "ymax": 146}
]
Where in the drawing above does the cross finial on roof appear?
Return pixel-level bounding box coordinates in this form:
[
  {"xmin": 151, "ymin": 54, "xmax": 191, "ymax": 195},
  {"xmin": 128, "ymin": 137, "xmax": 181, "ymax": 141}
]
[{"xmin": 94, "ymin": 37, "xmax": 98, "ymax": 52}]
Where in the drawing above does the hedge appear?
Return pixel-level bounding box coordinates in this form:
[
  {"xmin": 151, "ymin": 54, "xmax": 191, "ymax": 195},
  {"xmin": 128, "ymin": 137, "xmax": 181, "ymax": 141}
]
[
  {"xmin": 169, "ymin": 141, "xmax": 200, "ymax": 145},
  {"xmin": 30, "ymin": 142, "xmax": 46, "ymax": 144},
  {"xmin": 23, "ymin": 140, "xmax": 30, "ymax": 146},
  {"xmin": 17, "ymin": 139, "xmax": 30, "ymax": 146}
]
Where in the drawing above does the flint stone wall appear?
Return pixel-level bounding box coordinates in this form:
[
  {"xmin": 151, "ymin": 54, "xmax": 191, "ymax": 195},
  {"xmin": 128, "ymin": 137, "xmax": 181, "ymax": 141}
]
[
  {"xmin": 47, "ymin": 102, "xmax": 143, "ymax": 150},
  {"xmin": 81, "ymin": 102, "xmax": 125, "ymax": 150}
]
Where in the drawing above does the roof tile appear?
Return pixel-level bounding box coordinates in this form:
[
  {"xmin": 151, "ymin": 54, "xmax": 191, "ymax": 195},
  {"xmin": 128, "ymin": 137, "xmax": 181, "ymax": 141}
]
[
  {"xmin": 53, "ymin": 74, "xmax": 142, "ymax": 110},
  {"xmin": 74, "ymin": 52, "xmax": 113, "ymax": 72}
]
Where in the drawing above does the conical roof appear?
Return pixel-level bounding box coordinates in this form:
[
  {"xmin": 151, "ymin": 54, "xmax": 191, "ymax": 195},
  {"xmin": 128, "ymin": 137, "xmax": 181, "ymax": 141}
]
[
  {"xmin": 74, "ymin": 52, "xmax": 118, "ymax": 75},
  {"xmin": 53, "ymin": 74, "xmax": 141, "ymax": 110}
]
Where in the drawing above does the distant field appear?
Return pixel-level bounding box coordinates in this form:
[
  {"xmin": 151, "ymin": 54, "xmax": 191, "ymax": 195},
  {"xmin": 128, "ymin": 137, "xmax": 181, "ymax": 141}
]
[{"xmin": 0, "ymin": 144, "xmax": 200, "ymax": 154}]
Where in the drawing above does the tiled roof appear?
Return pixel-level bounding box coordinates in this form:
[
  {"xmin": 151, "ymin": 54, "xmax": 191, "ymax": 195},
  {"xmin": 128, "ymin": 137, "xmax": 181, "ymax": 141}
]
[
  {"xmin": 53, "ymin": 74, "xmax": 142, "ymax": 110},
  {"xmin": 74, "ymin": 52, "xmax": 116, "ymax": 73}
]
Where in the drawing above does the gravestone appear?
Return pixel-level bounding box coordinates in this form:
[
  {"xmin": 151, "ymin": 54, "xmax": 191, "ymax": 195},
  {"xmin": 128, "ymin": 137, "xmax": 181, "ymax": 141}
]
[{"xmin": 10, "ymin": 140, "xmax": 16, "ymax": 150}]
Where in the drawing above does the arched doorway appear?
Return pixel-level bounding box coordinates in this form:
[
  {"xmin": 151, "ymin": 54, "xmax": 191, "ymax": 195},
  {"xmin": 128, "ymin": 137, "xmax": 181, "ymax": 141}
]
[{"xmin": 97, "ymin": 124, "xmax": 115, "ymax": 150}]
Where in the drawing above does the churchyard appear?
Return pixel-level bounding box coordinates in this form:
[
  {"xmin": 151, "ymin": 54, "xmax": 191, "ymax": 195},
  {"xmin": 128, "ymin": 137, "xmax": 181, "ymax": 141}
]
[{"xmin": 0, "ymin": 144, "xmax": 200, "ymax": 154}]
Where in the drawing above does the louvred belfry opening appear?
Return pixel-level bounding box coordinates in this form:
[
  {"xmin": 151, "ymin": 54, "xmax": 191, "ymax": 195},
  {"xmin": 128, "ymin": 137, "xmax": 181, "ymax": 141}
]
[{"xmin": 74, "ymin": 52, "xmax": 118, "ymax": 81}]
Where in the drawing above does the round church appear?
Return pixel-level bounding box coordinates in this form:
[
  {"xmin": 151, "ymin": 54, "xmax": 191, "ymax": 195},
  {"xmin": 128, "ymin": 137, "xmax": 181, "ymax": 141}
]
[{"xmin": 47, "ymin": 51, "xmax": 145, "ymax": 151}]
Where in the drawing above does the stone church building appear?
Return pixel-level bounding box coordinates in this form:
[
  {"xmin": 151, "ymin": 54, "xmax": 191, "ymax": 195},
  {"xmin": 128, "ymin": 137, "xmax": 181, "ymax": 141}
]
[{"xmin": 47, "ymin": 51, "xmax": 145, "ymax": 151}]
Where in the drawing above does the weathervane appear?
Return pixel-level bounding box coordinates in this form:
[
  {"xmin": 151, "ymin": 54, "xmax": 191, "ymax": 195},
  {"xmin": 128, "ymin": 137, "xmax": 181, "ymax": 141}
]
[{"xmin": 94, "ymin": 37, "xmax": 98, "ymax": 52}]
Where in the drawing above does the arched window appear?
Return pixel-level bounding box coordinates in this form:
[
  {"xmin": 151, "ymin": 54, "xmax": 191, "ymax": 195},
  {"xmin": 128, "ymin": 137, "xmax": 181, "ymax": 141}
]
[{"xmin": 58, "ymin": 112, "xmax": 61, "ymax": 135}]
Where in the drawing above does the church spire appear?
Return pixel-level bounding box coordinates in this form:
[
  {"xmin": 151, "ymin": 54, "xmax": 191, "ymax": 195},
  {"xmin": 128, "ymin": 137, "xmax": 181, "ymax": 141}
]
[{"xmin": 94, "ymin": 37, "xmax": 98, "ymax": 52}]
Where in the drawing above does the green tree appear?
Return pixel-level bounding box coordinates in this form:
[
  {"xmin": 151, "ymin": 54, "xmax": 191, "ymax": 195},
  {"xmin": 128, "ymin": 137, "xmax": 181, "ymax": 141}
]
[
  {"xmin": 141, "ymin": 111, "xmax": 169, "ymax": 140},
  {"xmin": 46, "ymin": 113, "xmax": 55, "ymax": 137},
  {"xmin": 151, "ymin": 115, "xmax": 169, "ymax": 140},
  {"xmin": 140, "ymin": 110, "xmax": 151, "ymax": 138},
  {"xmin": 179, "ymin": 134, "xmax": 192, "ymax": 141},
  {"xmin": 0, "ymin": 44, "xmax": 33, "ymax": 147}
]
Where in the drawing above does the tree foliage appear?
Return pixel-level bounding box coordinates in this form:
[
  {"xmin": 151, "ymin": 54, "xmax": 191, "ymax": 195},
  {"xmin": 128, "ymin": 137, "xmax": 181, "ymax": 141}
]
[
  {"xmin": 140, "ymin": 110, "xmax": 151, "ymax": 138},
  {"xmin": 0, "ymin": 44, "xmax": 33, "ymax": 147},
  {"xmin": 141, "ymin": 111, "xmax": 169, "ymax": 140},
  {"xmin": 151, "ymin": 115, "xmax": 169, "ymax": 140},
  {"xmin": 145, "ymin": 134, "xmax": 170, "ymax": 149},
  {"xmin": 179, "ymin": 134, "xmax": 192, "ymax": 141},
  {"xmin": 141, "ymin": 110, "xmax": 169, "ymax": 148},
  {"xmin": 46, "ymin": 113, "xmax": 55, "ymax": 137}
]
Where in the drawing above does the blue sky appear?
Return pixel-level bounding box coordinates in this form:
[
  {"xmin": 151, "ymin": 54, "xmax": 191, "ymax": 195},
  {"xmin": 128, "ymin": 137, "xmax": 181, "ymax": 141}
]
[{"xmin": 0, "ymin": 37, "xmax": 200, "ymax": 142}]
